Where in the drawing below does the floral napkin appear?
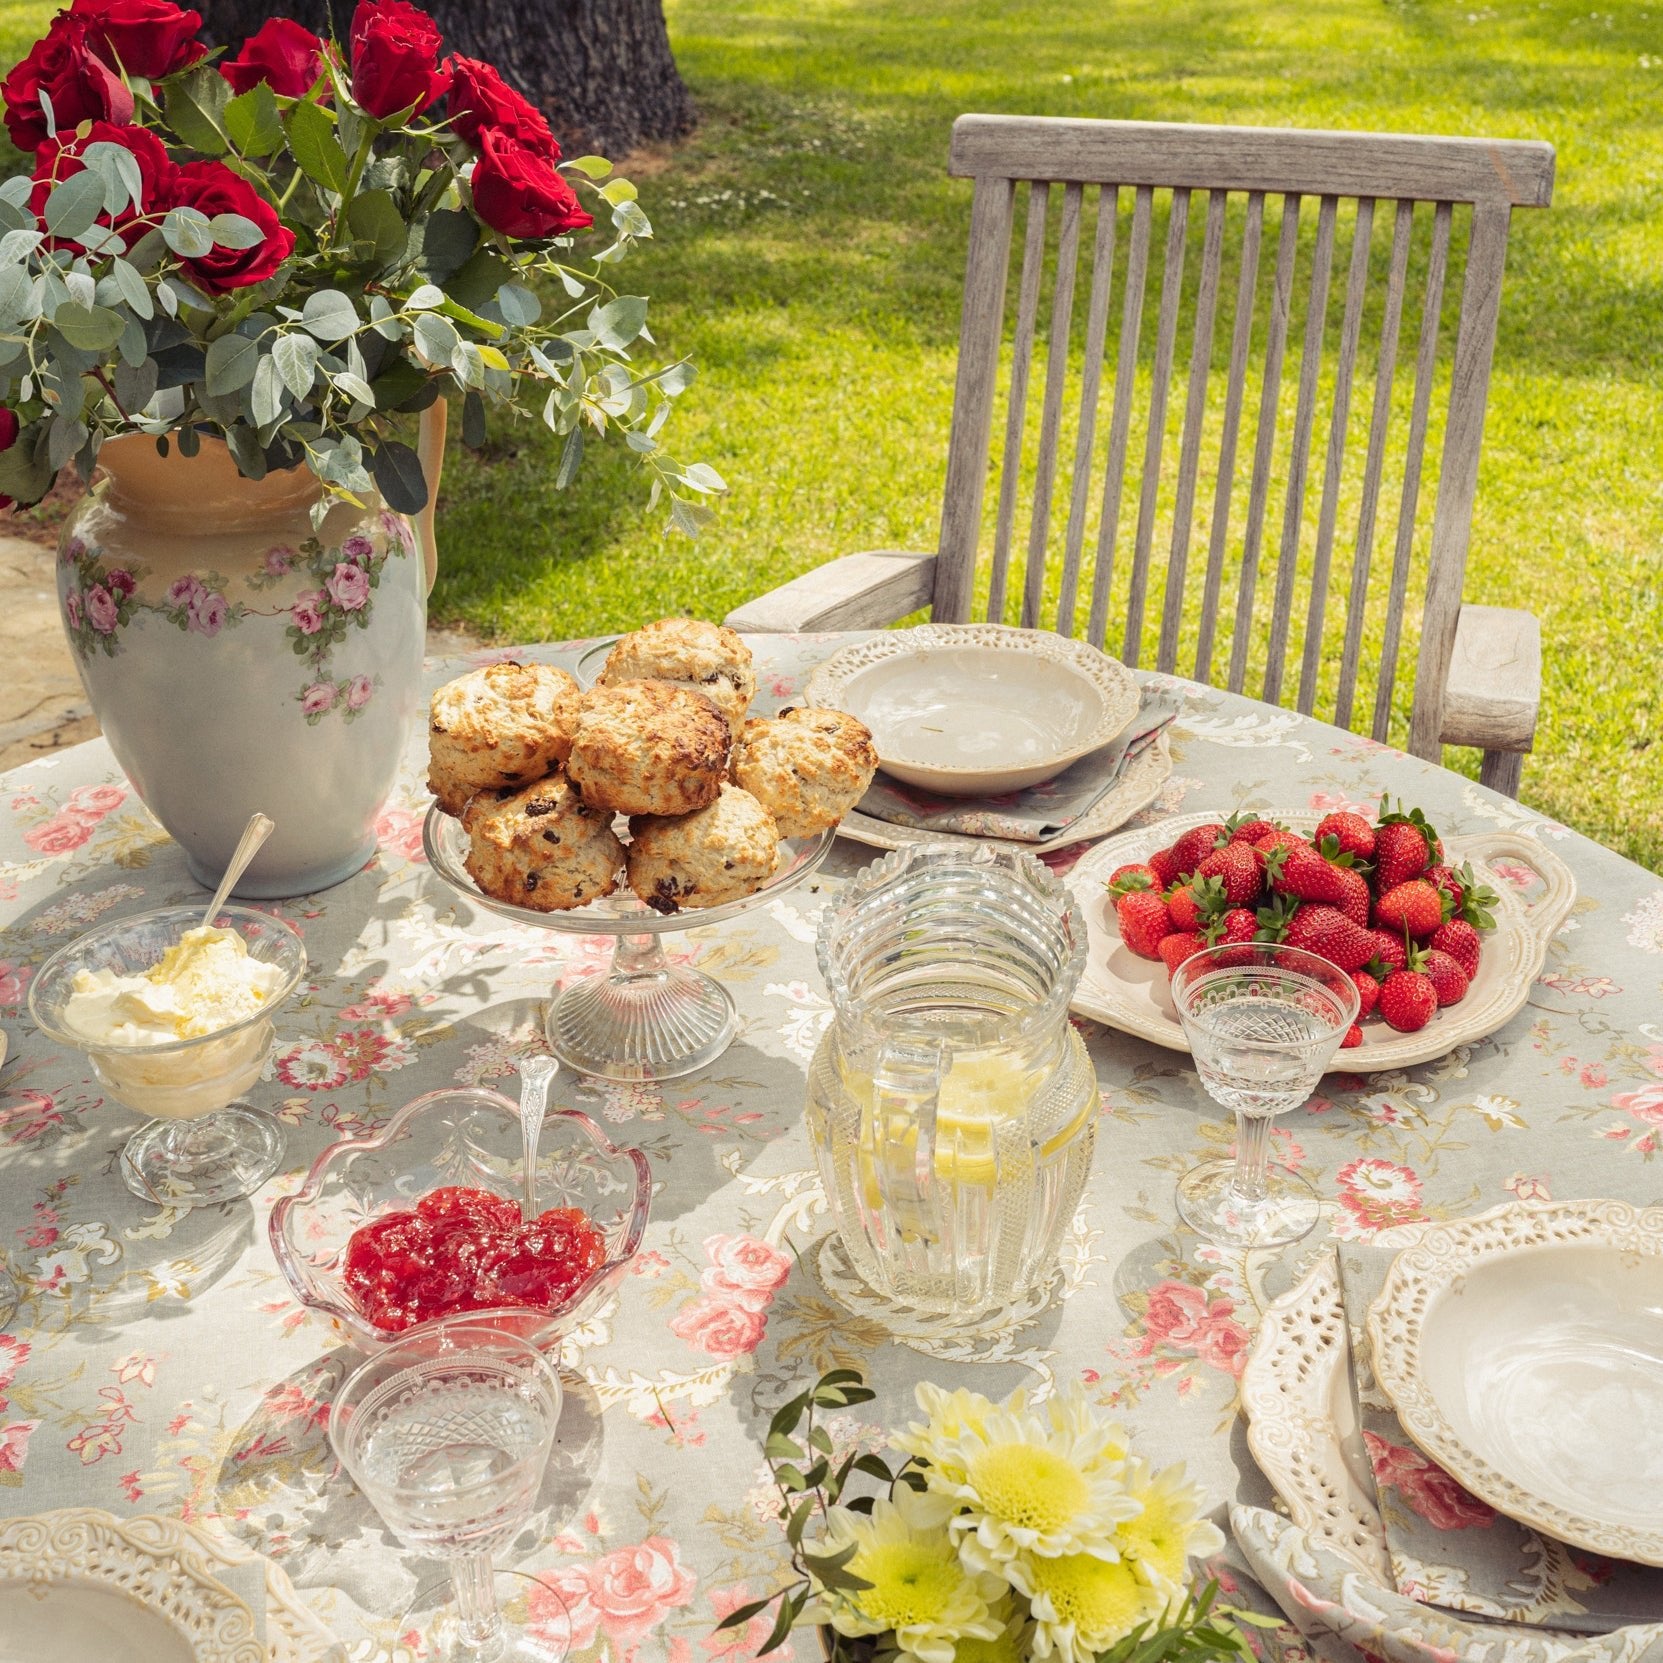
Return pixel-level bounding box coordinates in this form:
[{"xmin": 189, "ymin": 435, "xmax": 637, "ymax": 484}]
[
  {"xmin": 1338, "ymin": 1241, "xmax": 1663, "ymax": 1633},
  {"xmin": 855, "ymin": 688, "xmax": 1182, "ymax": 843}
]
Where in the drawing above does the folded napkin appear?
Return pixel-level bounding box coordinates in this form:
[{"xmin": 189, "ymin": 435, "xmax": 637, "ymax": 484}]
[
  {"xmin": 1337, "ymin": 1241, "xmax": 1663, "ymax": 1634},
  {"xmin": 855, "ymin": 688, "xmax": 1182, "ymax": 843}
]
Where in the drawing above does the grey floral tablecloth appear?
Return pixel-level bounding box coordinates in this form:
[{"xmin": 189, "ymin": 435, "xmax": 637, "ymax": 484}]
[{"xmin": 1, "ymin": 631, "xmax": 1660, "ymax": 1663}]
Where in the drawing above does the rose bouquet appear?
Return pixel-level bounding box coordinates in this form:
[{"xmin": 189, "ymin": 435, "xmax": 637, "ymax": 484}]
[
  {"xmin": 0, "ymin": 0, "xmax": 718, "ymax": 529},
  {"xmin": 725, "ymin": 1370, "xmax": 1263, "ymax": 1663}
]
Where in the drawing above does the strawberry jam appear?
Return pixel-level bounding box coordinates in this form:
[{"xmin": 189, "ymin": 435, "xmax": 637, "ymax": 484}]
[{"xmin": 342, "ymin": 1185, "xmax": 606, "ymax": 1333}]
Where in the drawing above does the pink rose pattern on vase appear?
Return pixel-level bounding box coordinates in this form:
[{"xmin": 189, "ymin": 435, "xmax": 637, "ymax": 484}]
[{"xmin": 57, "ymin": 518, "xmax": 409, "ymax": 723}]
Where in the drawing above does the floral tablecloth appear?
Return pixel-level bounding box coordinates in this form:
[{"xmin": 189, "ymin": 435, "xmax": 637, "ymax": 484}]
[{"xmin": 1, "ymin": 632, "xmax": 1660, "ymax": 1663}]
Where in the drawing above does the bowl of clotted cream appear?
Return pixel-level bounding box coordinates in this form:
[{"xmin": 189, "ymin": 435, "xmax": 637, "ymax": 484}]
[{"xmin": 30, "ymin": 905, "xmax": 306, "ymax": 1207}]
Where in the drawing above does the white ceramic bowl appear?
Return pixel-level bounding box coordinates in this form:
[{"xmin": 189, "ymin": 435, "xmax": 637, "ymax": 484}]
[{"xmin": 803, "ymin": 623, "xmax": 1140, "ymax": 796}]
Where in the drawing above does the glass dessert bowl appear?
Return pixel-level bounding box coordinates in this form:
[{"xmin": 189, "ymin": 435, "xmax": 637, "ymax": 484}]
[
  {"xmin": 30, "ymin": 904, "xmax": 306, "ymax": 1209},
  {"xmin": 269, "ymin": 1087, "xmax": 652, "ymax": 1354}
]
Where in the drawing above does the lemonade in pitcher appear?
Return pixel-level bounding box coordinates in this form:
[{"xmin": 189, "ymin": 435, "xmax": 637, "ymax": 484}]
[{"xmin": 807, "ymin": 845, "xmax": 1098, "ymax": 1320}]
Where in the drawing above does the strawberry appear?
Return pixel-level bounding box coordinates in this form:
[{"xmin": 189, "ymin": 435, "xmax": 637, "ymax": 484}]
[
  {"xmin": 1350, "ymin": 969, "xmax": 1380, "ymax": 1018},
  {"xmin": 1442, "ymin": 862, "xmax": 1499, "ymax": 928},
  {"xmin": 1226, "ymin": 810, "xmax": 1282, "ymax": 846},
  {"xmin": 1254, "ymin": 893, "xmax": 1299, "ymax": 943},
  {"xmin": 1167, "ymin": 875, "xmax": 1226, "ymax": 933},
  {"xmin": 1423, "ymin": 863, "xmax": 1462, "ymax": 909},
  {"xmin": 1430, "ymin": 918, "xmax": 1481, "ymax": 978},
  {"xmin": 1373, "ymin": 798, "xmax": 1439, "ymax": 891},
  {"xmin": 1170, "ymin": 822, "xmax": 1229, "ymax": 877},
  {"xmin": 1332, "ymin": 864, "xmax": 1372, "ymax": 928},
  {"xmin": 1106, "ymin": 862, "xmax": 1158, "ymax": 895},
  {"xmin": 1148, "ymin": 846, "xmax": 1182, "ymax": 890},
  {"xmin": 1197, "ymin": 841, "xmax": 1265, "ymax": 906},
  {"xmin": 1204, "ymin": 906, "xmax": 1260, "ymax": 965},
  {"xmin": 1158, "ymin": 930, "xmax": 1205, "ymax": 978},
  {"xmin": 1366, "ymin": 930, "xmax": 1409, "ymax": 975},
  {"xmin": 1266, "ymin": 840, "xmax": 1353, "ymax": 908},
  {"xmin": 1254, "ymin": 826, "xmax": 1304, "ymax": 857},
  {"xmin": 1283, "ymin": 903, "xmax": 1377, "ymax": 972},
  {"xmin": 1116, "ymin": 890, "xmax": 1173, "ymax": 958},
  {"xmin": 1341, "ymin": 1022, "xmax": 1364, "ymax": 1049},
  {"xmin": 1419, "ymin": 947, "xmax": 1470, "ymax": 1006},
  {"xmin": 1315, "ymin": 811, "xmax": 1376, "ymax": 863},
  {"xmin": 1378, "ymin": 969, "xmax": 1437, "ymax": 1033},
  {"xmin": 1373, "ymin": 879, "xmax": 1448, "ymax": 938}
]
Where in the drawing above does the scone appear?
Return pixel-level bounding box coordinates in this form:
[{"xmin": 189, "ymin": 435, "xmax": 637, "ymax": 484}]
[
  {"xmin": 729, "ymin": 706, "xmax": 879, "ymax": 839},
  {"xmin": 428, "ymin": 661, "xmax": 581, "ymax": 815},
  {"xmin": 461, "ymin": 774, "xmax": 623, "ymax": 912},
  {"xmin": 566, "ymin": 681, "xmax": 731, "ymax": 817},
  {"xmin": 598, "ymin": 617, "xmax": 757, "ymax": 737},
  {"xmin": 626, "ymin": 783, "xmax": 783, "ymax": 914}
]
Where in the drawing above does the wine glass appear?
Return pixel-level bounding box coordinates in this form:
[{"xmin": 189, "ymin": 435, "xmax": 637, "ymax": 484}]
[
  {"xmin": 330, "ymin": 1322, "xmax": 571, "ymax": 1662},
  {"xmin": 1171, "ymin": 942, "xmax": 1359, "ymax": 1250}
]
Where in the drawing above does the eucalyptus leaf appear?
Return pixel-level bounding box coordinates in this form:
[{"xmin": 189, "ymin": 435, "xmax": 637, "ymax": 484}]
[
  {"xmin": 669, "ymin": 496, "xmax": 715, "ymax": 537},
  {"xmin": 0, "ymin": 425, "xmax": 54, "ymax": 503},
  {"xmin": 682, "ymin": 461, "xmax": 728, "ymax": 494},
  {"xmin": 461, "ymin": 389, "xmax": 486, "ymax": 447},
  {"xmin": 411, "ymin": 310, "xmax": 459, "ymax": 367},
  {"xmin": 205, "ymin": 331, "xmax": 261, "ymax": 395},
  {"xmin": 125, "ymin": 228, "xmax": 168, "ymax": 275},
  {"xmin": 369, "ymin": 439, "xmax": 428, "ymax": 512},
  {"xmin": 44, "ymin": 171, "xmax": 107, "ymax": 241},
  {"xmin": 612, "ymin": 200, "xmax": 652, "ymax": 237},
  {"xmin": 273, "ymin": 331, "xmax": 320, "ymax": 398},
  {"xmin": 301, "ymin": 288, "xmax": 360, "ymax": 342},
  {"xmin": 162, "ymin": 207, "xmax": 214, "ymax": 258},
  {"xmin": 0, "ymin": 177, "xmax": 30, "ymax": 209},
  {"xmin": 0, "ymin": 228, "xmax": 43, "ymax": 264},
  {"xmin": 64, "ymin": 270, "xmax": 96, "ymax": 309},
  {"xmin": 112, "ymin": 355, "xmax": 158, "ymax": 414},
  {"xmin": 598, "ymin": 177, "xmax": 638, "ymax": 206},
  {"xmin": 496, "ymin": 282, "xmax": 541, "ymax": 328},
  {"xmin": 117, "ymin": 315, "xmax": 149, "ymax": 367},
  {"xmin": 284, "ymin": 99, "xmax": 349, "ymax": 194},
  {"xmin": 53, "ymin": 301, "xmax": 126, "ymax": 350},
  {"xmin": 0, "ymin": 197, "xmax": 32, "ymax": 236},
  {"xmin": 224, "ymin": 82, "xmax": 284, "ymax": 157},
  {"xmin": 210, "ymin": 212, "xmax": 266, "ymax": 250},
  {"xmin": 554, "ymin": 423, "xmax": 583, "ymax": 488},
  {"xmin": 47, "ymin": 413, "xmax": 87, "ymax": 472},
  {"xmin": 588, "ymin": 295, "xmax": 649, "ymax": 350},
  {"xmin": 405, "ymin": 283, "xmax": 445, "ymax": 311},
  {"xmin": 224, "ymin": 423, "xmax": 267, "ymax": 478},
  {"xmin": 251, "ymin": 352, "xmax": 283, "ymax": 426},
  {"xmin": 80, "ymin": 141, "xmax": 143, "ymax": 215},
  {"xmin": 332, "ymin": 370, "xmax": 376, "ymax": 406}
]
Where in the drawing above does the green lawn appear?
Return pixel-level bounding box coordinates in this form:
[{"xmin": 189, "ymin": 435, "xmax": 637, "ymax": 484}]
[{"xmin": 2, "ymin": 1, "xmax": 1659, "ymax": 870}]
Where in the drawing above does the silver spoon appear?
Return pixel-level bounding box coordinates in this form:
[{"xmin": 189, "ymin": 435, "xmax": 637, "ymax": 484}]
[
  {"xmin": 516, "ymin": 1053, "xmax": 558, "ymax": 1222},
  {"xmin": 201, "ymin": 812, "xmax": 274, "ymax": 929}
]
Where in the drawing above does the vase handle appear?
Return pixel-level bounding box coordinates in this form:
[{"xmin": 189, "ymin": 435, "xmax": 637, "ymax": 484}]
[{"xmin": 415, "ymin": 401, "xmax": 447, "ymax": 596}]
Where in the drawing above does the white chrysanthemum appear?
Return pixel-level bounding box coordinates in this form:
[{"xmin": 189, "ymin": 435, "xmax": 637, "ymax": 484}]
[
  {"xmin": 810, "ymin": 1487, "xmax": 1006, "ymax": 1663},
  {"xmin": 1116, "ymin": 1458, "xmax": 1225, "ymax": 1596},
  {"xmin": 948, "ymin": 1598, "xmax": 1031, "ymax": 1663},
  {"xmin": 894, "ymin": 1383, "xmax": 1138, "ymax": 1573},
  {"xmin": 1006, "ymin": 1549, "xmax": 1162, "ymax": 1663}
]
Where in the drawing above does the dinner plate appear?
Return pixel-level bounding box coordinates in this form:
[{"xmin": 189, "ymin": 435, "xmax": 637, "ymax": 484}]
[
  {"xmin": 0, "ymin": 1510, "xmax": 264, "ymax": 1663},
  {"xmin": 803, "ymin": 623, "xmax": 1140, "ymax": 795},
  {"xmin": 833, "ymin": 730, "xmax": 1172, "ymax": 856},
  {"xmin": 1063, "ymin": 813, "xmax": 1577, "ymax": 1071},
  {"xmin": 1369, "ymin": 1199, "xmax": 1663, "ymax": 1565}
]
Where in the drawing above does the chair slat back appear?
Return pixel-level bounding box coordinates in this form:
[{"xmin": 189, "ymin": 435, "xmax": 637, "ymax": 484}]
[{"xmin": 931, "ymin": 116, "xmax": 1553, "ymax": 755}]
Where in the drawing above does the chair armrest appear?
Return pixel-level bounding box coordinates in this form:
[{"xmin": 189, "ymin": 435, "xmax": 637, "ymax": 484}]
[
  {"xmin": 723, "ymin": 551, "xmax": 937, "ymax": 633},
  {"xmin": 1438, "ymin": 603, "xmax": 1541, "ymax": 753}
]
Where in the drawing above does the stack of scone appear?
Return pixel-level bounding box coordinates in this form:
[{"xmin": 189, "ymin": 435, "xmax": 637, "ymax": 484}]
[{"xmin": 427, "ymin": 618, "xmax": 878, "ymax": 915}]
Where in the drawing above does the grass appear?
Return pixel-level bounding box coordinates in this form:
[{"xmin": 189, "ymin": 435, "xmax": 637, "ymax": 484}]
[{"xmin": 1, "ymin": 1, "xmax": 1659, "ymax": 870}]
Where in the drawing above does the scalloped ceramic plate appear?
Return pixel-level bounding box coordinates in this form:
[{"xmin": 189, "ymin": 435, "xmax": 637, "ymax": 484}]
[
  {"xmin": 1369, "ymin": 1199, "xmax": 1663, "ymax": 1565},
  {"xmin": 803, "ymin": 624, "xmax": 1140, "ymax": 795},
  {"xmin": 0, "ymin": 1510, "xmax": 264, "ymax": 1663},
  {"xmin": 1063, "ymin": 812, "xmax": 1577, "ymax": 1072}
]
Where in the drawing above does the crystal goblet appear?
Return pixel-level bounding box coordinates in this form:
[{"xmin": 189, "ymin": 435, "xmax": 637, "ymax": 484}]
[
  {"xmin": 1171, "ymin": 942, "xmax": 1359, "ymax": 1249},
  {"xmin": 330, "ymin": 1322, "xmax": 570, "ymax": 1663},
  {"xmin": 29, "ymin": 905, "xmax": 306, "ymax": 1209}
]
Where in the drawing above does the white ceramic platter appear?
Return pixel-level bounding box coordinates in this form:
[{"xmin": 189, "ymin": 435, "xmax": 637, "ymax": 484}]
[
  {"xmin": 833, "ymin": 731, "xmax": 1172, "ymax": 856},
  {"xmin": 0, "ymin": 1510, "xmax": 265, "ymax": 1663},
  {"xmin": 803, "ymin": 623, "xmax": 1140, "ymax": 796},
  {"xmin": 1064, "ymin": 811, "xmax": 1577, "ymax": 1072},
  {"xmin": 1369, "ymin": 1198, "xmax": 1663, "ymax": 1565}
]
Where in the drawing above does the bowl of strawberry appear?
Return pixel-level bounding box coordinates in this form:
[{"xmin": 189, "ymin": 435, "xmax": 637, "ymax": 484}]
[
  {"xmin": 1065, "ymin": 801, "xmax": 1577, "ymax": 1071},
  {"xmin": 269, "ymin": 1086, "xmax": 652, "ymax": 1352}
]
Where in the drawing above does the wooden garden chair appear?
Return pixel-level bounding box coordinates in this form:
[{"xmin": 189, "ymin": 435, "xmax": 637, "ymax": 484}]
[{"xmin": 727, "ymin": 116, "xmax": 1554, "ymax": 797}]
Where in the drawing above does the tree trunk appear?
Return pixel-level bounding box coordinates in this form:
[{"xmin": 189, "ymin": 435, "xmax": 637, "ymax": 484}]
[{"xmin": 197, "ymin": 0, "xmax": 695, "ymax": 158}]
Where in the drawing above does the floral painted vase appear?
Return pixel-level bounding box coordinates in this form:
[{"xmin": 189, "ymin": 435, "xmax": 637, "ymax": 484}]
[{"xmin": 54, "ymin": 420, "xmax": 440, "ymax": 897}]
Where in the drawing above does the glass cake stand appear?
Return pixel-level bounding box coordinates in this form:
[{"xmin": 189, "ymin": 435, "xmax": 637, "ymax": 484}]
[{"xmin": 424, "ymin": 806, "xmax": 834, "ymax": 1084}]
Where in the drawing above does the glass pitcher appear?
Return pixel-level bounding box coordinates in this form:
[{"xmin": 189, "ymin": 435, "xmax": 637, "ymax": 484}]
[{"xmin": 806, "ymin": 843, "xmax": 1098, "ymax": 1320}]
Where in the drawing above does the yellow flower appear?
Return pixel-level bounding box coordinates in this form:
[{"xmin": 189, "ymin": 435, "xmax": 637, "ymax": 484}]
[
  {"xmin": 1007, "ymin": 1550, "xmax": 1162, "ymax": 1663},
  {"xmin": 950, "ymin": 1600, "xmax": 1031, "ymax": 1663},
  {"xmin": 1117, "ymin": 1459, "xmax": 1226, "ymax": 1597},
  {"xmin": 812, "ymin": 1487, "xmax": 1006, "ymax": 1663},
  {"xmin": 894, "ymin": 1382, "xmax": 1137, "ymax": 1574}
]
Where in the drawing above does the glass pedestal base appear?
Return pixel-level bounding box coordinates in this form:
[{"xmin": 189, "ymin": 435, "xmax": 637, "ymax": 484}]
[
  {"xmin": 1175, "ymin": 1157, "xmax": 1321, "ymax": 1250},
  {"xmin": 119, "ymin": 1103, "xmax": 285, "ymax": 1208},
  {"xmin": 546, "ymin": 961, "xmax": 736, "ymax": 1084},
  {"xmin": 405, "ymin": 1572, "xmax": 570, "ymax": 1663}
]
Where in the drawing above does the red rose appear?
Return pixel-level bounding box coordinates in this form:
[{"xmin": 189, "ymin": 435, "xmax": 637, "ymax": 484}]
[
  {"xmin": 69, "ymin": 0, "xmax": 205, "ymax": 80},
  {"xmin": 166, "ymin": 160, "xmax": 294, "ymax": 293},
  {"xmin": 1, "ymin": 14, "xmax": 134, "ymax": 153},
  {"xmin": 445, "ymin": 54, "xmax": 559, "ymax": 160},
  {"xmin": 470, "ymin": 129, "xmax": 592, "ymax": 240},
  {"xmin": 29, "ymin": 122, "xmax": 176, "ymax": 252},
  {"xmin": 349, "ymin": 0, "xmax": 444, "ymax": 120},
  {"xmin": 220, "ymin": 17, "xmax": 327, "ymax": 99},
  {"xmin": 0, "ymin": 406, "xmax": 17, "ymax": 514}
]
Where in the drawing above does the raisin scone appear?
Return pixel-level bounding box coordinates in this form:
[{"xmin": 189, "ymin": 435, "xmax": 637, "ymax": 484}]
[
  {"xmin": 729, "ymin": 706, "xmax": 879, "ymax": 839},
  {"xmin": 626, "ymin": 783, "xmax": 783, "ymax": 914},
  {"xmin": 428, "ymin": 661, "xmax": 581, "ymax": 816},
  {"xmin": 461, "ymin": 774, "xmax": 623, "ymax": 912},
  {"xmin": 598, "ymin": 617, "xmax": 757, "ymax": 737},
  {"xmin": 566, "ymin": 680, "xmax": 731, "ymax": 817}
]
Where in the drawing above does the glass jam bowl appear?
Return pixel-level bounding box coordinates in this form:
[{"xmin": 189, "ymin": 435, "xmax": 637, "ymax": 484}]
[
  {"xmin": 269, "ymin": 1087, "xmax": 653, "ymax": 1354},
  {"xmin": 29, "ymin": 904, "xmax": 306, "ymax": 1209}
]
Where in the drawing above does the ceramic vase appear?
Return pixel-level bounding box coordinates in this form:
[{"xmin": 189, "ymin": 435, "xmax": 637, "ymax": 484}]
[{"xmin": 54, "ymin": 410, "xmax": 444, "ymax": 897}]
